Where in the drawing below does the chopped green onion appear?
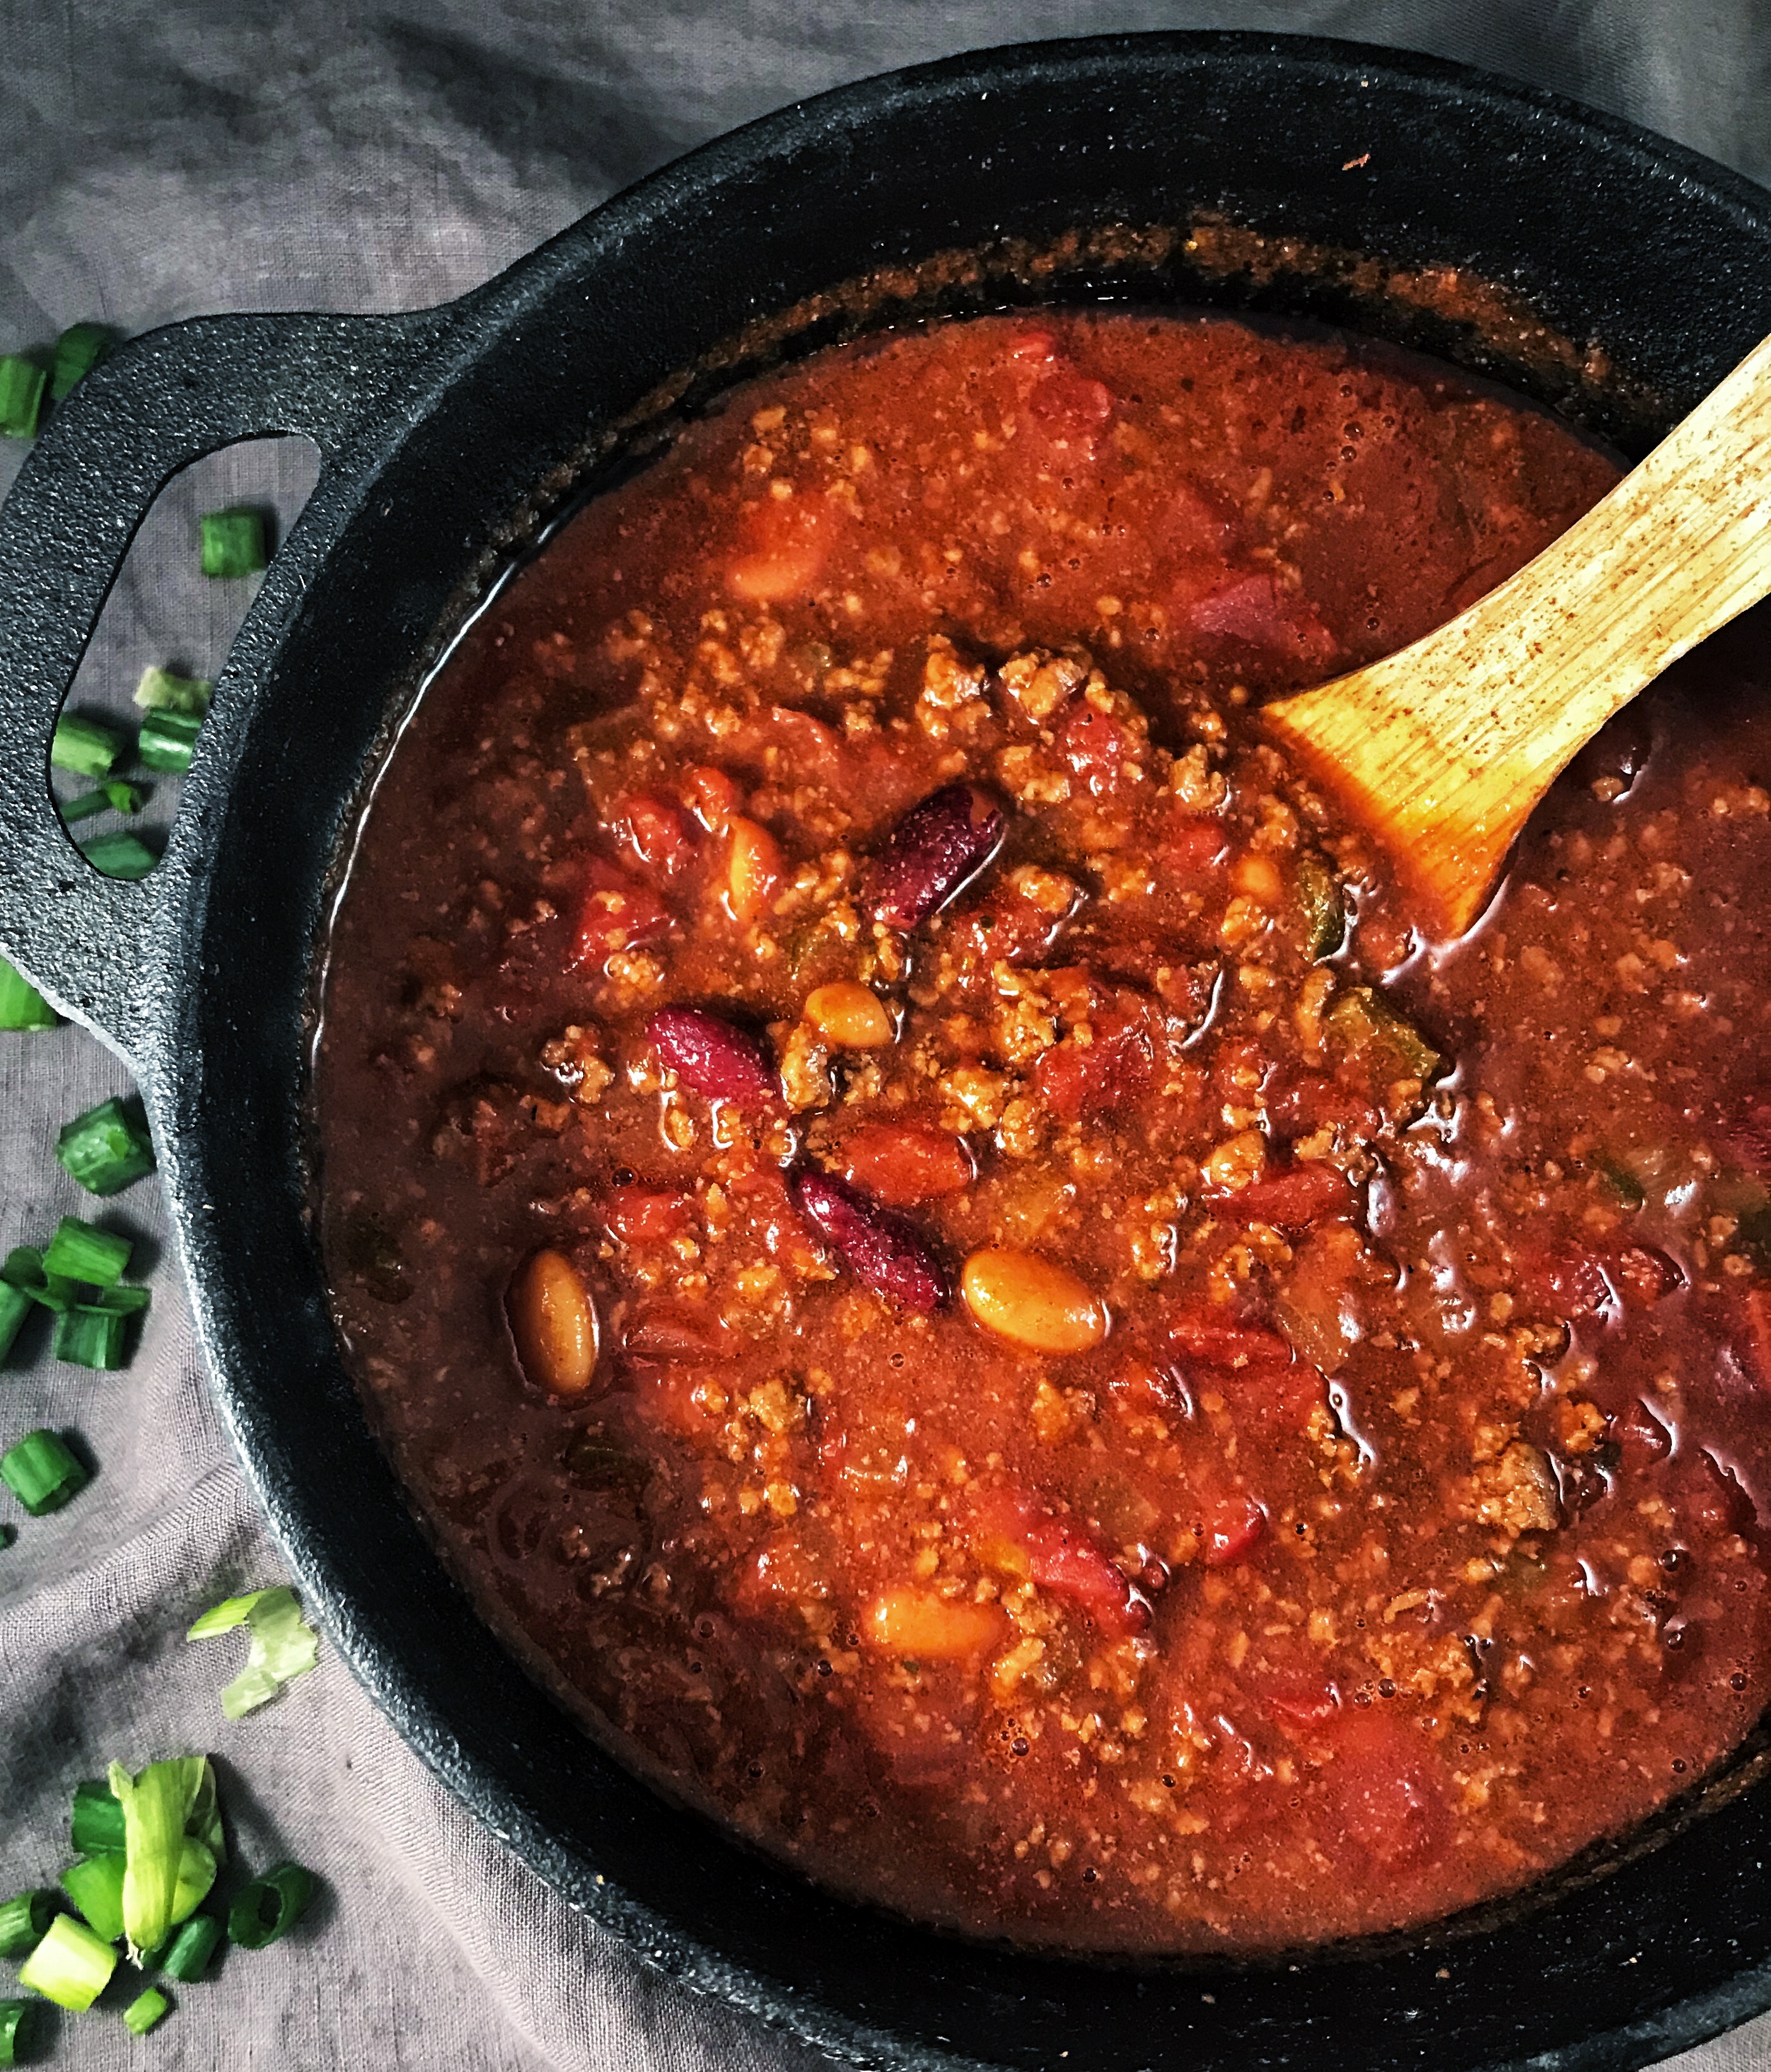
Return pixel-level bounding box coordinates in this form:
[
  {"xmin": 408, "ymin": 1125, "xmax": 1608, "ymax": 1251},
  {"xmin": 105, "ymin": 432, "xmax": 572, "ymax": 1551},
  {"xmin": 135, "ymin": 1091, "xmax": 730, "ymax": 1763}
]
[
  {"xmin": 79, "ymin": 830, "xmax": 156, "ymax": 880},
  {"xmin": 189, "ymin": 1585, "xmax": 320, "ymax": 1717},
  {"xmin": 49, "ymin": 322, "xmax": 113, "ymax": 403},
  {"xmin": 61, "ymin": 779, "xmax": 146, "ymax": 824},
  {"xmin": 0, "ymin": 1430, "xmax": 88, "ymax": 1515},
  {"xmin": 16, "ymin": 1912, "xmax": 117, "ymax": 2010},
  {"xmin": 199, "ymin": 509, "xmax": 267, "ymax": 579},
  {"xmin": 133, "ymin": 666, "xmax": 211, "ymax": 716},
  {"xmin": 0, "ymin": 1998, "xmax": 33, "ymax": 2066},
  {"xmin": 0, "ymin": 1891, "xmax": 59, "ymax": 1960},
  {"xmin": 3, "ymin": 1247, "xmax": 78, "ymax": 1313},
  {"xmin": 71, "ymin": 1777, "xmax": 125, "ymax": 1857},
  {"xmin": 42, "ymin": 1215, "xmax": 132, "ymax": 1287},
  {"xmin": 50, "ymin": 714, "xmax": 123, "ymax": 778},
  {"xmin": 1295, "ymin": 853, "xmax": 1345, "ymax": 960},
  {"xmin": 78, "ymin": 1284, "xmax": 149, "ymax": 1317},
  {"xmin": 158, "ymin": 1911, "xmax": 221, "ymax": 1982},
  {"xmin": 0, "ymin": 356, "xmax": 45, "ymax": 441},
  {"xmin": 227, "ymin": 1861, "xmax": 313, "ymax": 1950},
  {"xmin": 0, "ymin": 958, "xmax": 56, "ymax": 1030},
  {"xmin": 1596, "ymin": 1153, "xmax": 1646, "ymax": 1211},
  {"xmin": 0, "ymin": 1286, "xmax": 30, "ymax": 1366},
  {"xmin": 1325, "ymin": 986, "xmax": 1443, "ymax": 1082},
  {"xmin": 137, "ymin": 709, "xmax": 204, "ymax": 774},
  {"xmin": 123, "ymin": 1985, "xmax": 170, "ymax": 2035},
  {"xmin": 57, "ymin": 1095, "xmax": 156, "ymax": 1196},
  {"xmin": 108, "ymin": 1758, "xmax": 221, "ymax": 1959},
  {"xmin": 58, "ymin": 1853, "xmax": 125, "ymax": 1943},
  {"xmin": 53, "ymin": 1308, "xmax": 127, "ymax": 1370}
]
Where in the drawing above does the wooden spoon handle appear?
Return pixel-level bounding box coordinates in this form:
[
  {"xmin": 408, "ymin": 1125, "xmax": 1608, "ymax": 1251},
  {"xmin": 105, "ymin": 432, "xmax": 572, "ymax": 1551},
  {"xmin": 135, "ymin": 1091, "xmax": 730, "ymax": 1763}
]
[{"xmin": 1263, "ymin": 330, "xmax": 1771, "ymax": 937}]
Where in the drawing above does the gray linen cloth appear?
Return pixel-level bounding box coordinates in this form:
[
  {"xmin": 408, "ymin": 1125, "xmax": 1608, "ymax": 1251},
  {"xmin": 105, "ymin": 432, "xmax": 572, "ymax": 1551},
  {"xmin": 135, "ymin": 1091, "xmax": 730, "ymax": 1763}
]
[{"xmin": 1, "ymin": 1, "xmax": 1768, "ymax": 2066}]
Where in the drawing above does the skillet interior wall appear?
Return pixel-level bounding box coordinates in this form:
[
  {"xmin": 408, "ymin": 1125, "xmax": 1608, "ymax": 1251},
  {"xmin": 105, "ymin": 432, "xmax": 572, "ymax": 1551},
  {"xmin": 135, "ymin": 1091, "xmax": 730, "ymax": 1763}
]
[{"xmin": 27, "ymin": 24, "xmax": 1771, "ymax": 2072}]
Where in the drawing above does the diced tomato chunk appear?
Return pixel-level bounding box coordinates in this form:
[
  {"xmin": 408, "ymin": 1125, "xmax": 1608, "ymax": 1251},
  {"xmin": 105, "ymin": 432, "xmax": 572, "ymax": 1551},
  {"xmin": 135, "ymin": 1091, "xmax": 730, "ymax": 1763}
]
[
  {"xmin": 1717, "ymin": 1086, "xmax": 1771, "ymax": 1174},
  {"xmin": 1260, "ymin": 1671, "xmax": 1343, "ymax": 1736},
  {"xmin": 1182, "ymin": 569, "xmax": 1340, "ymax": 667},
  {"xmin": 1516, "ymin": 1243, "xmax": 1614, "ymax": 1325},
  {"xmin": 1678, "ymin": 1450, "xmax": 1760, "ymax": 1541},
  {"xmin": 1159, "ymin": 815, "xmax": 1229, "ymax": 876},
  {"xmin": 683, "ymin": 765, "xmax": 740, "ymax": 831},
  {"xmin": 1027, "ymin": 367, "xmax": 1115, "ymax": 431},
  {"xmin": 971, "ymin": 1488, "xmax": 1147, "ymax": 1635},
  {"xmin": 1611, "ymin": 1242, "xmax": 1685, "ymax": 1309},
  {"xmin": 729, "ymin": 1532, "xmax": 828, "ymax": 1615},
  {"xmin": 1024, "ymin": 1515, "xmax": 1149, "ymax": 1634},
  {"xmin": 1035, "ymin": 1014, "xmax": 1153, "ymax": 1122},
  {"xmin": 573, "ymin": 858, "xmax": 673, "ymax": 964},
  {"xmin": 1212, "ymin": 1161, "xmax": 1353, "ymax": 1230},
  {"xmin": 1743, "ymin": 1284, "xmax": 1771, "ymax": 1389},
  {"xmin": 1269, "ymin": 1075, "xmax": 1381, "ymax": 1143},
  {"xmin": 1317, "ymin": 1711, "xmax": 1451, "ymax": 1872},
  {"xmin": 612, "ymin": 792, "xmax": 697, "ymax": 885},
  {"xmin": 1198, "ymin": 1490, "xmax": 1267, "ymax": 1568},
  {"xmin": 1054, "ymin": 698, "xmax": 1136, "ymax": 796},
  {"xmin": 1617, "ymin": 1396, "xmax": 1672, "ymax": 1462},
  {"xmin": 604, "ymin": 1185, "xmax": 693, "ymax": 1246},
  {"xmin": 839, "ymin": 1120, "xmax": 976, "ymax": 1208}
]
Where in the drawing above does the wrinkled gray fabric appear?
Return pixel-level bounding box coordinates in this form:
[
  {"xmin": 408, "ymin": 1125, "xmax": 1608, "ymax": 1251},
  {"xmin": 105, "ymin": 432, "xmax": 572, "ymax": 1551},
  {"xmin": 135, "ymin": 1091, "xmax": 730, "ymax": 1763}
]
[{"xmin": 1, "ymin": 2, "xmax": 1768, "ymax": 2065}]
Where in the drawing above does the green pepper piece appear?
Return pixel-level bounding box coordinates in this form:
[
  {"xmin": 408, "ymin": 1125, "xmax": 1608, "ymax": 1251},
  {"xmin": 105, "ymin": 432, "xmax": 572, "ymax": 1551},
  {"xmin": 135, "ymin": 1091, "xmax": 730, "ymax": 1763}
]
[
  {"xmin": 1325, "ymin": 986, "xmax": 1443, "ymax": 1082},
  {"xmin": 1294, "ymin": 853, "xmax": 1344, "ymax": 960}
]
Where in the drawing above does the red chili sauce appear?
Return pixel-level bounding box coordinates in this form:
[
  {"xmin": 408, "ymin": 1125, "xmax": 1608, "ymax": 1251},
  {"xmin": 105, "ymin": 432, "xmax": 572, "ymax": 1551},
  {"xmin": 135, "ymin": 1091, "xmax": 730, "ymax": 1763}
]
[{"xmin": 317, "ymin": 311, "xmax": 1771, "ymax": 1953}]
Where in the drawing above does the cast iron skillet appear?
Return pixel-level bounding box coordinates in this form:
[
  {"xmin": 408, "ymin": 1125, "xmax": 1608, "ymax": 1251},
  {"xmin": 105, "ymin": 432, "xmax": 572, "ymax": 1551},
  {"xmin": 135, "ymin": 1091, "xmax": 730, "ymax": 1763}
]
[{"xmin": 3, "ymin": 32, "xmax": 1771, "ymax": 2072}]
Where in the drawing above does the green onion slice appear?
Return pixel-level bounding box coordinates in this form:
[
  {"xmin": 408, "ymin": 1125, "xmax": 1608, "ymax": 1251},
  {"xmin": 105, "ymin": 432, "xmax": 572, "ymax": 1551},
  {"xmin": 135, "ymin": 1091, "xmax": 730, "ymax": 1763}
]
[
  {"xmin": 124, "ymin": 1985, "xmax": 171, "ymax": 2035},
  {"xmin": 61, "ymin": 779, "xmax": 146, "ymax": 825},
  {"xmin": 159, "ymin": 1911, "xmax": 221, "ymax": 1982},
  {"xmin": 108, "ymin": 1757, "xmax": 223, "ymax": 1959},
  {"xmin": 189, "ymin": 1585, "xmax": 320, "ymax": 1716},
  {"xmin": 133, "ymin": 666, "xmax": 212, "ymax": 716},
  {"xmin": 53, "ymin": 1308, "xmax": 127, "ymax": 1370},
  {"xmin": 58, "ymin": 1852, "xmax": 125, "ymax": 1943},
  {"xmin": 71, "ymin": 1776, "xmax": 126, "ymax": 1856},
  {"xmin": 79, "ymin": 830, "xmax": 156, "ymax": 880},
  {"xmin": 227, "ymin": 1861, "xmax": 313, "ymax": 1950},
  {"xmin": 0, "ymin": 1430, "xmax": 88, "ymax": 1515},
  {"xmin": 199, "ymin": 509, "xmax": 267, "ymax": 579},
  {"xmin": 0, "ymin": 1286, "xmax": 30, "ymax": 1367},
  {"xmin": 50, "ymin": 713, "xmax": 123, "ymax": 778},
  {"xmin": 16, "ymin": 1912, "xmax": 117, "ymax": 2010},
  {"xmin": 2, "ymin": 1247, "xmax": 78, "ymax": 1312},
  {"xmin": 78, "ymin": 1285, "xmax": 150, "ymax": 1317},
  {"xmin": 0, "ymin": 1890, "xmax": 59, "ymax": 1961},
  {"xmin": 0, "ymin": 958, "xmax": 56, "ymax": 1030},
  {"xmin": 42, "ymin": 1215, "xmax": 132, "ymax": 1287},
  {"xmin": 57, "ymin": 1095, "xmax": 156, "ymax": 1196},
  {"xmin": 0, "ymin": 356, "xmax": 45, "ymax": 441},
  {"xmin": 50, "ymin": 322, "xmax": 113, "ymax": 402},
  {"xmin": 137, "ymin": 708, "xmax": 204, "ymax": 774},
  {"xmin": 0, "ymin": 1996, "xmax": 31, "ymax": 2066}
]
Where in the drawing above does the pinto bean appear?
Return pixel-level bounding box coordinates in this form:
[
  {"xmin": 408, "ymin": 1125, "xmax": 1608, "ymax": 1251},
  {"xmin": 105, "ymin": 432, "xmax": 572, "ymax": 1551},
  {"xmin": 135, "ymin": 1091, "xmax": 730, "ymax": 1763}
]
[
  {"xmin": 804, "ymin": 981, "xmax": 893, "ymax": 1048},
  {"xmin": 862, "ymin": 783, "xmax": 1006, "ymax": 930},
  {"xmin": 961, "ymin": 1248, "xmax": 1108, "ymax": 1354},
  {"xmin": 727, "ymin": 816, "xmax": 784, "ymax": 923},
  {"xmin": 866, "ymin": 1587, "xmax": 1007, "ymax": 1659},
  {"xmin": 507, "ymin": 1249, "xmax": 598, "ymax": 1396},
  {"xmin": 647, "ymin": 1005, "xmax": 775, "ymax": 1109},
  {"xmin": 794, "ymin": 1170, "xmax": 948, "ymax": 1313}
]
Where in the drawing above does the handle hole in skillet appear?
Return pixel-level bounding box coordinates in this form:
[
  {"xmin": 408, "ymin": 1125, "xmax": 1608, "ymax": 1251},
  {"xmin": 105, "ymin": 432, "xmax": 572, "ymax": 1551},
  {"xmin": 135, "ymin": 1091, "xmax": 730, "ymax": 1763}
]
[{"xmin": 48, "ymin": 433, "xmax": 320, "ymax": 877}]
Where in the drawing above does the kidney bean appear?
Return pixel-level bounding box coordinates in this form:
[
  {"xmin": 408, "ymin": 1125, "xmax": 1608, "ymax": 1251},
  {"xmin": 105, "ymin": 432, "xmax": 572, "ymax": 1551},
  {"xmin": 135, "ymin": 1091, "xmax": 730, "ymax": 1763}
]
[
  {"xmin": 1210, "ymin": 1160, "xmax": 1354, "ymax": 1230},
  {"xmin": 862, "ymin": 784, "xmax": 1006, "ymax": 930},
  {"xmin": 647, "ymin": 1005, "xmax": 775, "ymax": 1109},
  {"xmin": 794, "ymin": 1170, "xmax": 949, "ymax": 1314}
]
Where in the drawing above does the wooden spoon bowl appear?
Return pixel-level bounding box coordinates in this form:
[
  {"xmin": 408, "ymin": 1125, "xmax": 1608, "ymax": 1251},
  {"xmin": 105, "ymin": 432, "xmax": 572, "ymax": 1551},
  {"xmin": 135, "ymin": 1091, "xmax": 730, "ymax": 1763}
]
[{"xmin": 1262, "ymin": 332, "xmax": 1771, "ymax": 939}]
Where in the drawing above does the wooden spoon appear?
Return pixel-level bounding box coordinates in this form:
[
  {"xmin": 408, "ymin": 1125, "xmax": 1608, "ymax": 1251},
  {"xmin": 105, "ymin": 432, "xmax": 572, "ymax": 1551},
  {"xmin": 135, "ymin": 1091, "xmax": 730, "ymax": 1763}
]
[{"xmin": 1261, "ymin": 331, "xmax": 1771, "ymax": 940}]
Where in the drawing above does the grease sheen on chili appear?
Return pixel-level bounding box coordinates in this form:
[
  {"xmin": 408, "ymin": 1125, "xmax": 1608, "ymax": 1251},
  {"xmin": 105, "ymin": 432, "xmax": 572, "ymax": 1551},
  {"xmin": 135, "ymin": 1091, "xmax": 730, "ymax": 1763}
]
[{"xmin": 318, "ymin": 311, "xmax": 1771, "ymax": 1953}]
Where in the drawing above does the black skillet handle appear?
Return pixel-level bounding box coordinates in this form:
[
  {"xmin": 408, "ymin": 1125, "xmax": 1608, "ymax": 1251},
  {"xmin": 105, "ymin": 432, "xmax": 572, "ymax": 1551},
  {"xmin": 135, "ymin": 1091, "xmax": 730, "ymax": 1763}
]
[{"xmin": 0, "ymin": 308, "xmax": 436, "ymax": 1076}]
